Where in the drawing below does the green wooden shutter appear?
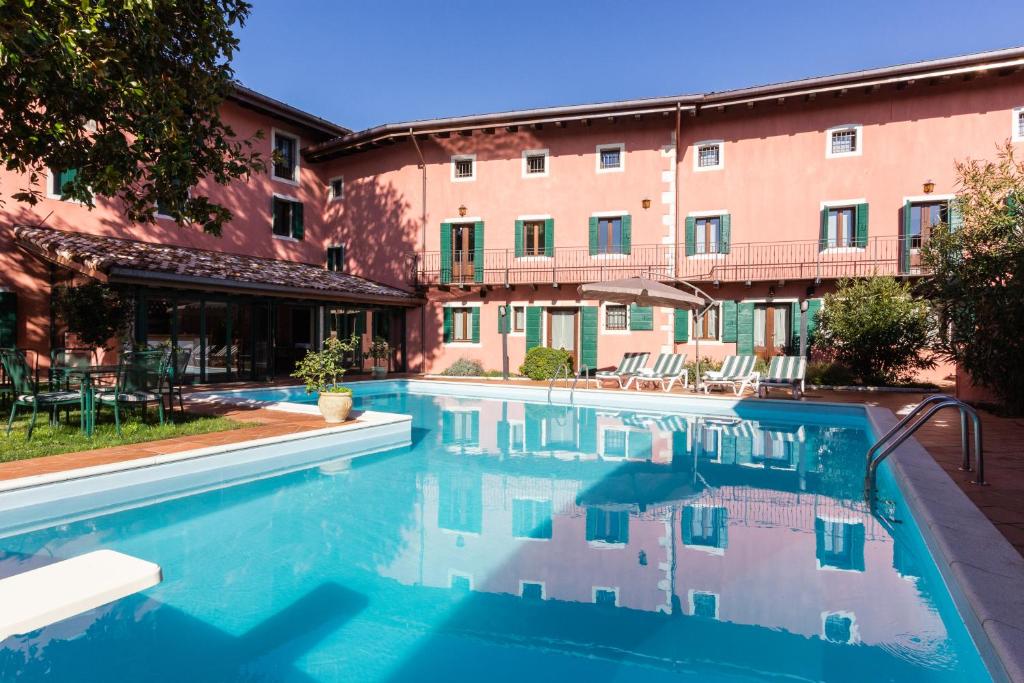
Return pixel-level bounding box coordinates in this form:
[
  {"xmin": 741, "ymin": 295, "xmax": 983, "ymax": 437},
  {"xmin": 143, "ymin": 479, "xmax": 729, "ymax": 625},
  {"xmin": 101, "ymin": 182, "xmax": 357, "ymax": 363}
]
[
  {"xmin": 514, "ymin": 220, "xmax": 524, "ymax": 257},
  {"xmin": 791, "ymin": 301, "xmax": 802, "ymax": 351},
  {"xmin": 525, "ymin": 307, "xmax": 542, "ymax": 350},
  {"xmin": 578, "ymin": 407, "xmax": 598, "ymax": 453},
  {"xmin": 685, "ymin": 216, "xmax": 696, "ymax": 256},
  {"xmin": 56, "ymin": 168, "xmax": 78, "ymax": 195},
  {"xmin": 580, "ymin": 306, "xmax": 598, "ymax": 370},
  {"xmin": 719, "ymin": 214, "xmax": 731, "ymax": 254},
  {"xmin": 819, "ymin": 208, "xmax": 829, "ymax": 251},
  {"xmin": 291, "ymin": 201, "xmax": 304, "ymax": 239},
  {"xmin": 674, "ymin": 309, "xmax": 689, "ymax": 343},
  {"xmin": 588, "ymin": 217, "xmax": 599, "ymax": 255},
  {"xmin": 948, "ymin": 199, "xmax": 963, "ymax": 232},
  {"xmin": 736, "ymin": 302, "xmax": 755, "ymax": 355},
  {"xmin": 900, "ymin": 201, "xmax": 912, "ymax": 274},
  {"xmin": 621, "ymin": 215, "xmax": 632, "ymax": 255},
  {"xmin": 721, "ymin": 300, "xmax": 737, "ymax": 342},
  {"xmin": 471, "ymin": 307, "xmax": 480, "ymax": 343},
  {"xmin": 442, "ymin": 307, "xmax": 453, "ymax": 343},
  {"xmin": 439, "ymin": 223, "xmax": 452, "ymax": 284},
  {"xmin": 473, "ymin": 221, "xmax": 484, "ymax": 283},
  {"xmin": 629, "ymin": 304, "xmax": 653, "ymax": 331},
  {"xmin": 544, "ymin": 218, "xmax": 554, "ymax": 256},
  {"xmin": 854, "ymin": 202, "xmax": 868, "ymax": 247},
  {"xmin": 807, "ymin": 298, "xmax": 823, "ymax": 343},
  {"xmin": 0, "ymin": 291, "xmax": 16, "ymax": 347}
]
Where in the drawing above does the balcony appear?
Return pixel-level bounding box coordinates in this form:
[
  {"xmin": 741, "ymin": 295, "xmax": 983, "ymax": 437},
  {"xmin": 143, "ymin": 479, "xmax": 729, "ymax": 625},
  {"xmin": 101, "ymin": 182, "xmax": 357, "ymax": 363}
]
[{"xmin": 408, "ymin": 236, "xmax": 925, "ymax": 288}]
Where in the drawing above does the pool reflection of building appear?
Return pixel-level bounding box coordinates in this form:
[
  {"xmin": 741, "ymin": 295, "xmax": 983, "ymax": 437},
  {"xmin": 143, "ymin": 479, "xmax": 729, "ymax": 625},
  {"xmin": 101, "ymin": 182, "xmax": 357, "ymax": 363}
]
[{"xmin": 379, "ymin": 399, "xmax": 943, "ymax": 649}]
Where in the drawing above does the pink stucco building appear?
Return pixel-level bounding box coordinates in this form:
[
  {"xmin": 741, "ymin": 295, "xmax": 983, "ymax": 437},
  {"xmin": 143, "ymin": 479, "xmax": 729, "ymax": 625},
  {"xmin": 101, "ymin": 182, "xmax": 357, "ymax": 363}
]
[{"xmin": 2, "ymin": 47, "xmax": 1023, "ymax": 380}]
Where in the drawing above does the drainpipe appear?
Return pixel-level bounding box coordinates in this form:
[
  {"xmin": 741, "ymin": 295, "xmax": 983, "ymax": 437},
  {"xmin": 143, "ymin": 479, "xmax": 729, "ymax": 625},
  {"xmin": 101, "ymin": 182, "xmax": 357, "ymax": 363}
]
[
  {"xmin": 674, "ymin": 102, "xmax": 682, "ymax": 281},
  {"xmin": 410, "ymin": 129, "xmax": 428, "ymax": 373}
]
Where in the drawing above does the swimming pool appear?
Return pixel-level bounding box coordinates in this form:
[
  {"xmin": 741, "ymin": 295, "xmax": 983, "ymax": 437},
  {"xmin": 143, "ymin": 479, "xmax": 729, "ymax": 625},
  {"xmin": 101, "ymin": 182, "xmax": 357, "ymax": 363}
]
[{"xmin": 0, "ymin": 382, "xmax": 997, "ymax": 681}]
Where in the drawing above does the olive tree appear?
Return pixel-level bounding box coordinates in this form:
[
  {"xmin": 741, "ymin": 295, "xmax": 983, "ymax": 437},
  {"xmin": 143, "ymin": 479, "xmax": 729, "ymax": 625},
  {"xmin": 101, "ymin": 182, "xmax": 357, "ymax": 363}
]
[
  {"xmin": 815, "ymin": 276, "xmax": 934, "ymax": 385},
  {"xmin": 921, "ymin": 143, "xmax": 1024, "ymax": 413}
]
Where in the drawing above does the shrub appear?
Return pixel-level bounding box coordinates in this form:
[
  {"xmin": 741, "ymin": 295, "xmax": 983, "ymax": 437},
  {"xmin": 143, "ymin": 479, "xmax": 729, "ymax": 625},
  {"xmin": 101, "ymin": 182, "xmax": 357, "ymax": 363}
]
[
  {"xmin": 54, "ymin": 282, "xmax": 132, "ymax": 349},
  {"xmin": 519, "ymin": 346, "xmax": 572, "ymax": 381},
  {"xmin": 815, "ymin": 276, "xmax": 934, "ymax": 385},
  {"xmin": 440, "ymin": 358, "xmax": 485, "ymax": 377},
  {"xmin": 686, "ymin": 356, "xmax": 722, "ymax": 381},
  {"xmin": 805, "ymin": 361, "xmax": 857, "ymax": 387},
  {"xmin": 291, "ymin": 335, "xmax": 355, "ymax": 394}
]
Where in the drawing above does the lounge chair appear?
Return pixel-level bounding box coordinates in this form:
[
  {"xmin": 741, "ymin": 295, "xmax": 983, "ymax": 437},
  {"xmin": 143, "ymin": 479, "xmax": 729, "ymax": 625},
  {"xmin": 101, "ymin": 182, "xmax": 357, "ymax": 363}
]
[
  {"xmin": 595, "ymin": 352, "xmax": 650, "ymax": 389},
  {"xmin": 757, "ymin": 356, "xmax": 807, "ymax": 399},
  {"xmin": 626, "ymin": 353, "xmax": 689, "ymax": 392},
  {"xmin": 701, "ymin": 355, "xmax": 759, "ymax": 396}
]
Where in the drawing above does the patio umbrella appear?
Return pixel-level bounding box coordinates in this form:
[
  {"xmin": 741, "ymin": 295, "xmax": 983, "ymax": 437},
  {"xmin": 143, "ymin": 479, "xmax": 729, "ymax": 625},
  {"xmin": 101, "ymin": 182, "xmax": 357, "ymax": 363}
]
[{"xmin": 578, "ymin": 277, "xmax": 711, "ymax": 389}]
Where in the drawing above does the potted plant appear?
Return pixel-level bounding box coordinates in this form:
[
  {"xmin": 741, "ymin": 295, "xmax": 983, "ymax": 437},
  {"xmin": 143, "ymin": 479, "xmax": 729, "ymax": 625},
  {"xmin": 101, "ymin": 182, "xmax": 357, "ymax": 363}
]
[
  {"xmin": 369, "ymin": 336, "xmax": 390, "ymax": 379},
  {"xmin": 291, "ymin": 336, "xmax": 353, "ymax": 423}
]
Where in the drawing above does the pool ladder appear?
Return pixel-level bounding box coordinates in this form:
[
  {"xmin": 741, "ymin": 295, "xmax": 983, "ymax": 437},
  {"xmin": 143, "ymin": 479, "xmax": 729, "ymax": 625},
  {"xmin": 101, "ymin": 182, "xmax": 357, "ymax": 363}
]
[
  {"xmin": 548, "ymin": 362, "xmax": 590, "ymax": 404},
  {"xmin": 864, "ymin": 395, "xmax": 986, "ymax": 500}
]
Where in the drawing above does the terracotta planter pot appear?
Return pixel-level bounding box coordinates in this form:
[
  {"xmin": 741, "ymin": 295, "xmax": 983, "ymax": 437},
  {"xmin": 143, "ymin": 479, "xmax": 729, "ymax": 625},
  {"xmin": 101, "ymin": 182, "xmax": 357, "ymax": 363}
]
[
  {"xmin": 317, "ymin": 392, "xmax": 352, "ymax": 423},
  {"xmin": 371, "ymin": 365, "xmax": 388, "ymax": 379}
]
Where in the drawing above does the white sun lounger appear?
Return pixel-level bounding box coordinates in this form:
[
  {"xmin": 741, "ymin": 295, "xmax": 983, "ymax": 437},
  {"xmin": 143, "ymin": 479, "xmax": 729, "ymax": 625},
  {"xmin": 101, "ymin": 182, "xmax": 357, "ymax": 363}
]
[
  {"xmin": 757, "ymin": 355, "xmax": 807, "ymax": 399},
  {"xmin": 595, "ymin": 352, "xmax": 650, "ymax": 389},
  {"xmin": 702, "ymin": 355, "xmax": 759, "ymax": 396},
  {"xmin": 0, "ymin": 550, "xmax": 162, "ymax": 640},
  {"xmin": 626, "ymin": 353, "xmax": 689, "ymax": 392}
]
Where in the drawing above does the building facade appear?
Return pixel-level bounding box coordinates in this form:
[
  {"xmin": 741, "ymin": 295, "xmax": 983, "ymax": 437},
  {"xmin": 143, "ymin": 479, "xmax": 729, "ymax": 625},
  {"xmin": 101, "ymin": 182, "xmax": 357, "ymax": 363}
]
[{"xmin": 2, "ymin": 48, "xmax": 1024, "ymax": 378}]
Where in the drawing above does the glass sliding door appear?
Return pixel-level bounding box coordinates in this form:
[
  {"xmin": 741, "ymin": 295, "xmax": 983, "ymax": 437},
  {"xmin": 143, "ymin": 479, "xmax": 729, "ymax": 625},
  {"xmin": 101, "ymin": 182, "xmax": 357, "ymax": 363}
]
[
  {"xmin": 176, "ymin": 298, "xmax": 203, "ymax": 383},
  {"xmin": 204, "ymin": 301, "xmax": 232, "ymax": 382}
]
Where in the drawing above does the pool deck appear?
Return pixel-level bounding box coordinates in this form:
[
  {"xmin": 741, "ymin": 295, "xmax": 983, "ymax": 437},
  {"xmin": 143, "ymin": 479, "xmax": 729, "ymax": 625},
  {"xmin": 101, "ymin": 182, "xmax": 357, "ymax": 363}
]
[{"xmin": 1, "ymin": 375, "xmax": 1021, "ymax": 557}]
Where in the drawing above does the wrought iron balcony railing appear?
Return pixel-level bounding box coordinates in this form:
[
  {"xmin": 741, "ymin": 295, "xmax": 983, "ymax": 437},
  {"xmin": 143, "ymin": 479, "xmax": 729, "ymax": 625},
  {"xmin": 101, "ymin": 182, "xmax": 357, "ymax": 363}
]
[{"xmin": 407, "ymin": 236, "xmax": 927, "ymax": 287}]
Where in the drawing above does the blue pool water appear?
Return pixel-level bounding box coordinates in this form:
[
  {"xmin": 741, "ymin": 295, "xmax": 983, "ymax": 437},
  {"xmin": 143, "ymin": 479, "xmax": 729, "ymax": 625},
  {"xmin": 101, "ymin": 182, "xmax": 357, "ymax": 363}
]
[{"xmin": 0, "ymin": 385, "xmax": 992, "ymax": 682}]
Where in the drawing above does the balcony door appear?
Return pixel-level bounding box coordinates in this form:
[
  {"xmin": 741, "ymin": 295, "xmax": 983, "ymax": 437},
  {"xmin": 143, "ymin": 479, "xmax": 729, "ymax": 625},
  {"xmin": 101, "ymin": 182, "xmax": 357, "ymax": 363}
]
[
  {"xmin": 547, "ymin": 308, "xmax": 578, "ymax": 366},
  {"xmin": 450, "ymin": 224, "xmax": 475, "ymax": 282},
  {"xmin": 908, "ymin": 201, "xmax": 948, "ymax": 273},
  {"xmin": 754, "ymin": 303, "xmax": 790, "ymax": 359}
]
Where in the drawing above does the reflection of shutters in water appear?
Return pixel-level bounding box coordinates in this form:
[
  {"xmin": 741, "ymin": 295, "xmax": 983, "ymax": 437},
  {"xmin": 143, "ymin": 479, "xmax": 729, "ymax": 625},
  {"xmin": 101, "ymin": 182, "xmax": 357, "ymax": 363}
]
[
  {"xmin": 512, "ymin": 499, "xmax": 553, "ymax": 539},
  {"xmin": 682, "ymin": 506, "xmax": 728, "ymax": 549},
  {"xmin": 586, "ymin": 508, "xmax": 630, "ymax": 544},
  {"xmin": 437, "ymin": 472, "xmax": 482, "ymax": 534},
  {"xmin": 441, "ymin": 410, "xmax": 479, "ymax": 447},
  {"xmin": 814, "ymin": 518, "xmax": 865, "ymax": 571}
]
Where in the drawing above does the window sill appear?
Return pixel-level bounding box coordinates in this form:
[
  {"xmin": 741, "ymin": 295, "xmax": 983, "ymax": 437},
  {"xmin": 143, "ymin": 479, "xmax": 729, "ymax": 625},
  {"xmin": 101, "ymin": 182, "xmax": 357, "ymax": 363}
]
[
  {"xmin": 272, "ymin": 234, "xmax": 300, "ymax": 243},
  {"xmin": 451, "ymin": 176, "xmax": 476, "ymax": 183},
  {"xmin": 590, "ymin": 253, "xmax": 628, "ymax": 260},
  {"xmin": 596, "ymin": 167, "xmax": 624, "ymax": 174},
  {"xmin": 687, "ymin": 253, "xmax": 726, "ymax": 259},
  {"xmin": 515, "ymin": 255, "xmax": 553, "ymax": 261},
  {"xmin": 587, "ymin": 541, "xmax": 627, "ymax": 549},
  {"xmin": 820, "ymin": 246, "xmax": 866, "ymax": 254},
  {"xmin": 825, "ymin": 151, "xmax": 862, "ymax": 159},
  {"xmin": 444, "ymin": 342, "xmax": 481, "ymax": 348},
  {"xmin": 693, "ymin": 165, "xmax": 724, "ymax": 173},
  {"xmin": 271, "ymin": 174, "xmax": 300, "ymax": 186},
  {"xmin": 601, "ymin": 329, "xmax": 631, "ymax": 335}
]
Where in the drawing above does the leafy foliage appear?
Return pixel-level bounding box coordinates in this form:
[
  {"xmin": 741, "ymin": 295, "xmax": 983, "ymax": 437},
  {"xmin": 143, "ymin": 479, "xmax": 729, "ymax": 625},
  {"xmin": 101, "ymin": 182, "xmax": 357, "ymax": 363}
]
[
  {"xmin": 805, "ymin": 361, "xmax": 857, "ymax": 387},
  {"xmin": 53, "ymin": 282, "xmax": 131, "ymax": 349},
  {"xmin": 921, "ymin": 143, "xmax": 1024, "ymax": 412},
  {"xmin": 440, "ymin": 358, "xmax": 486, "ymax": 377},
  {"xmin": 815, "ymin": 276, "xmax": 934, "ymax": 385},
  {"xmin": 369, "ymin": 336, "xmax": 390, "ymax": 363},
  {"xmin": 519, "ymin": 346, "xmax": 572, "ymax": 381},
  {"xmin": 0, "ymin": 0, "xmax": 263, "ymax": 235},
  {"xmin": 292, "ymin": 335, "xmax": 357, "ymax": 394}
]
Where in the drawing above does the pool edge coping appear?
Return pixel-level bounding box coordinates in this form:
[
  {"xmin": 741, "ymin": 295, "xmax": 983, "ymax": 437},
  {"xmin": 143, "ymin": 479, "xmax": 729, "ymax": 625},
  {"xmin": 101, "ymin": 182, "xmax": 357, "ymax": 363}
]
[{"xmin": 865, "ymin": 406, "xmax": 1024, "ymax": 683}]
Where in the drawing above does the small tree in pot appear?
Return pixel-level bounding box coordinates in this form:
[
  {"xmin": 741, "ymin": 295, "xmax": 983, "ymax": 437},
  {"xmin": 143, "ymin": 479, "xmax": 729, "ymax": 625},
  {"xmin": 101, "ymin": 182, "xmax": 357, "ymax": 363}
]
[
  {"xmin": 369, "ymin": 336, "xmax": 390, "ymax": 379},
  {"xmin": 292, "ymin": 335, "xmax": 354, "ymax": 423}
]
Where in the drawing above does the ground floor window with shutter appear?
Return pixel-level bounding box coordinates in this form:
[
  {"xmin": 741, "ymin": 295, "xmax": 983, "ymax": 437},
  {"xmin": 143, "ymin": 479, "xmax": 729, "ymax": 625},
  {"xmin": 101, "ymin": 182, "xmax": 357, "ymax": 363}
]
[
  {"xmin": 511, "ymin": 305, "xmax": 525, "ymax": 333},
  {"xmin": 523, "ymin": 220, "xmax": 546, "ymax": 256},
  {"xmin": 605, "ymin": 304, "xmax": 628, "ymax": 331},
  {"xmin": 450, "ymin": 308, "xmax": 473, "ymax": 342},
  {"xmin": 693, "ymin": 304, "xmax": 719, "ymax": 340}
]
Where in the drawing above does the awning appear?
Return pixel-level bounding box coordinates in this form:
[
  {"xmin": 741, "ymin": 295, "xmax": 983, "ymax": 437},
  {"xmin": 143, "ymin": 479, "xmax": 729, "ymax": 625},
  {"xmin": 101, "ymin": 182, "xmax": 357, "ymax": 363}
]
[
  {"xmin": 578, "ymin": 277, "xmax": 704, "ymax": 309},
  {"xmin": 14, "ymin": 225, "xmax": 422, "ymax": 307}
]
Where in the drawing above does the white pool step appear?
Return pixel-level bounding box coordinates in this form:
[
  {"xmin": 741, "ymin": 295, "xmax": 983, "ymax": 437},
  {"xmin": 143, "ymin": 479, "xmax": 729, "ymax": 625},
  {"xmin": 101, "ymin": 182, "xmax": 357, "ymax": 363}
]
[{"xmin": 0, "ymin": 549, "xmax": 162, "ymax": 640}]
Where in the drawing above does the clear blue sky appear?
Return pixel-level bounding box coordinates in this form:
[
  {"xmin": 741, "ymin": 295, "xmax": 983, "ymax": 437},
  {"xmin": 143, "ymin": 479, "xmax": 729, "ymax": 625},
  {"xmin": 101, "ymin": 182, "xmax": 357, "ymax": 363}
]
[{"xmin": 234, "ymin": 0, "xmax": 1024, "ymax": 132}]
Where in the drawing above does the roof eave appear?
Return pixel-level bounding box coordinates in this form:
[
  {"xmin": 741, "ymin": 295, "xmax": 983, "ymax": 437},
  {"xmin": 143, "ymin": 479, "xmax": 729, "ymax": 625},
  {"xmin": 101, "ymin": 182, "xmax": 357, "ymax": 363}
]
[{"xmin": 229, "ymin": 84, "xmax": 350, "ymax": 140}]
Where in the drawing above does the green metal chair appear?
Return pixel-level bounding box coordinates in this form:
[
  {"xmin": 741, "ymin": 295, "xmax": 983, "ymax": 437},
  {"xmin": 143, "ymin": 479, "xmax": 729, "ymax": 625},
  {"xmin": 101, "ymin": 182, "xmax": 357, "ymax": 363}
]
[
  {"xmin": 49, "ymin": 347, "xmax": 96, "ymax": 390},
  {"xmin": 162, "ymin": 346, "xmax": 193, "ymax": 414},
  {"xmin": 95, "ymin": 349, "xmax": 170, "ymax": 436},
  {"xmin": 1, "ymin": 348, "xmax": 84, "ymax": 440}
]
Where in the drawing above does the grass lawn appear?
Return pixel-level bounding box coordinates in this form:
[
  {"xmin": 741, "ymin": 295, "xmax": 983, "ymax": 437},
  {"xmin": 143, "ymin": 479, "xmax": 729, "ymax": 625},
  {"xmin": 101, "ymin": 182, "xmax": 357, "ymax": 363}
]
[{"xmin": 0, "ymin": 407, "xmax": 253, "ymax": 463}]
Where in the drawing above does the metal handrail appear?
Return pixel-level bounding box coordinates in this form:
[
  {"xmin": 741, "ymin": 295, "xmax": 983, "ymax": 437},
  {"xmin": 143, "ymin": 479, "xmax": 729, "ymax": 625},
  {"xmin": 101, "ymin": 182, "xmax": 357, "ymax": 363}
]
[
  {"xmin": 570, "ymin": 364, "xmax": 589, "ymax": 403},
  {"xmin": 864, "ymin": 396, "xmax": 985, "ymax": 499},
  {"xmin": 548, "ymin": 361, "xmax": 572, "ymax": 401}
]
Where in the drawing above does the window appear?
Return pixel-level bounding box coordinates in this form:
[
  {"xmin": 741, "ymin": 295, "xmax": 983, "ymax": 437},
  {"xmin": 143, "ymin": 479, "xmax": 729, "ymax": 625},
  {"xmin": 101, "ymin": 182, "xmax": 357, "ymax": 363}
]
[
  {"xmin": 825, "ymin": 206, "xmax": 856, "ymax": 248},
  {"xmin": 694, "ymin": 216, "xmax": 721, "ymax": 254},
  {"xmin": 328, "ymin": 176, "xmax": 344, "ymax": 201},
  {"xmin": 450, "ymin": 574, "xmax": 472, "ymax": 591},
  {"xmin": 512, "ymin": 499, "xmax": 552, "ymax": 539},
  {"xmin": 694, "ymin": 141, "xmax": 723, "ymax": 171},
  {"xmin": 326, "ymin": 245, "xmax": 345, "ymax": 272},
  {"xmin": 603, "ymin": 429, "xmax": 627, "ymax": 457},
  {"xmin": 815, "ymin": 518, "xmax": 865, "ymax": 571},
  {"xmin": 438, "ymin": 472, "xmax": 482, "ymax": 533},
  {"xmin": 509, "ymin": 422, "xmax": 525, "ymax": 451},
  {"xmin": 451, "ymin": 308, "xmax": 473, "ymax": 343},
  {"xmin": 272, "ymin": 130, "xmax": 299, "ymax": 182},
  {"xmin": 523, "ymin": 221, "xmax": 547, "ymax": 256},
  {"xmin": 823, "ymin": 613, "xmax": 856, "ymax": 644},
  {"xmin": 451, "ymin": 154, "xmax": 476, "ymax": 182},
  {"xmin": 691, "ymin": 591, "xmax": 719, "ymax": 619},
  {"xmin": 522, "ymin": 149, "xmax": 549, "ymax": 177},
  {"xmin": 272, "ymin": 196, "xmax": 304, "ymax": 240},
  {"xmin": 909, "ymin": 201, "xmax": 949, "ymax": 249},
  {"xmin": 512, "ymin": 305, "xmax": 525, "ymax": 333},
  {"xmin": 597, "ymin": 216, "xmax": 623, "ymax": 254},
  {"xmin": 693, "ymin": 305, "xmax": 718, "ymax": 340},
  {"xmin": 49, "ymin": 168, "xmax": 78, "ymax": 199},
  {"xmin": 1013, "ymin": 107, "xmax": 1024, "ymax": 142},
  {"xmin": 521, "ymin": 582, "xmax": 545, "ymax": 600},
  {"xmin": 594, "ymin": 588, "xmax": 619, "ymax": 607},
  {"xmin": 683, "ymin": 505, "xmax": 727, "ymax": 549},
  {"xmin": 826, "ymin": 125, "xmax": 862, "ymax": 158},
  {"xmin": 605, "ymin": 304, "xmax": 628, "ymax": 331},
  {"xmin": 586, "ymin": 508, "xmax": 629, "ymax": 544},
  {"xmin": 596, "ymin": 143, "xmax": 624, "ymax": 173}
]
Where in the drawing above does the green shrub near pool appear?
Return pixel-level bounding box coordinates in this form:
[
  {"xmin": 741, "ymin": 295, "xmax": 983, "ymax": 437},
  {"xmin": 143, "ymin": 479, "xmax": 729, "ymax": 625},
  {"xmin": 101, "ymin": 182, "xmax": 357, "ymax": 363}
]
[{"xmin": 519, "ymin": 347, "xmax": 573, "ymax": 380}]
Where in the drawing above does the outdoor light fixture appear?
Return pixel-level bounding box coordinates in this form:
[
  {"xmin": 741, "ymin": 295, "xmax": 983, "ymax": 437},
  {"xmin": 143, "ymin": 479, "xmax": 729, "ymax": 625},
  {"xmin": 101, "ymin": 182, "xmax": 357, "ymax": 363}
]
[
  {"xmin": 642, "ymin": 198, "xmax": 652, "ymax": 210},
  {"xmin": 923, "ymin": 179, "xmax": 935, "ymax": 194},
  {"xmin": 458, "ymin": 204, "xmax": 467, "ymax": 217},
  {"xmin": 768, "ymin": 286, "xmax": 776, "ymax": 298}
]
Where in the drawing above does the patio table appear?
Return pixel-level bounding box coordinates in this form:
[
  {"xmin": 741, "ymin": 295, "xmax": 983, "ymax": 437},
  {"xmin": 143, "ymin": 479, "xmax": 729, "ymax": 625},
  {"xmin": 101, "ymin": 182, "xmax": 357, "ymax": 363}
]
[{"xmin": 52, "ymin": 364, "xmax": 119, "ymax": 436}]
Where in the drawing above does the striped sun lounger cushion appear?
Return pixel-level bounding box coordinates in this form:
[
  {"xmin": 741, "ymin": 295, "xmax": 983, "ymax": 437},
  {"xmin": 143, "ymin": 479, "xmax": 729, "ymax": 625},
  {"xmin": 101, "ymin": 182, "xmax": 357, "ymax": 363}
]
[
  {"xmin": 711, "ymin": 355, "xmax": 756, "ymax": 380},
  {"xmin": 763, "ymin": 356, "xmax": 806, "ymax": 384},
  {"xmin": 644, "ymin": 353, "xmax": 686, "ymax": 378},
  {"xmin": 597, "ymin": 352, "xmax": 649, "ymax": 377}
]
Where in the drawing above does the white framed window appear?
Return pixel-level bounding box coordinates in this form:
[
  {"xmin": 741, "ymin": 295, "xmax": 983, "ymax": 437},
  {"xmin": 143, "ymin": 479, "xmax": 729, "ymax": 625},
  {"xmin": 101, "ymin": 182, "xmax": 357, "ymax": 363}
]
[
  {"xmin": 688, "ymin": 590, "xmax": 720, "ymax": 619},
  {"xmin": 521, "ymin": 148, "xmax": 549, "ymax": 178},
  {"xmin": 693, "ymin": 140, "xmax": 724, "ymax": 171},
  {"xmin": 328, "ymin": 176, "xmax": 344, "ymax": 201},
  {"xmin": 271, "ymin": 128, "xmax": 300, "ymax": 183},
  {"xmin": 592, "ymin": 586, "xmax": 619, "ymax": 607},
  {"xmin": 595, "ymin": 143, "xmax": 625, "ymax": 173},
  {"xmin": 820, "ymin": 198, "xmax": 867, "ymax": 250},
  {"xmin": 602, "ymin": 303, "xmax": 629, "ymax": 333},
  {"xmin": 509, "ymin": 304, "xmax": 526, "ymax": 335},
  {"xmin": 271, "ymin": 193, "xmax": 304, "ymax": 241},
  {"xmin": 46, "ymin": 167, "xmax": 80, "ymax": 201},
  {"xmin": 451, "ymin": 154, "xmax": 476, "ymax": 182},
  {"xmin": 693, "ymin": 303, "xmax": 720, "ymax": 340},
  {"xmin": 826, "ymin": 124, "xmax": 862, "ymax": 158},
  {"xmin": 519, "ymin": 581, "xmax": 546, "ymax": 600},
  {"xmin": 1013, "ymin": 107, "xmax": 1024, "ymax": 142}
]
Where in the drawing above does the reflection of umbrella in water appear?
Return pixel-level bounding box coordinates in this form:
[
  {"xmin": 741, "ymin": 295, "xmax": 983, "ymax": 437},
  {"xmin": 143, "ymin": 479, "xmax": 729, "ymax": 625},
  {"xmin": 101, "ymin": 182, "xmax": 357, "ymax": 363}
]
[{"xmin": 576, "ymin": 466, "xmax": 705, "ymax": 510}]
